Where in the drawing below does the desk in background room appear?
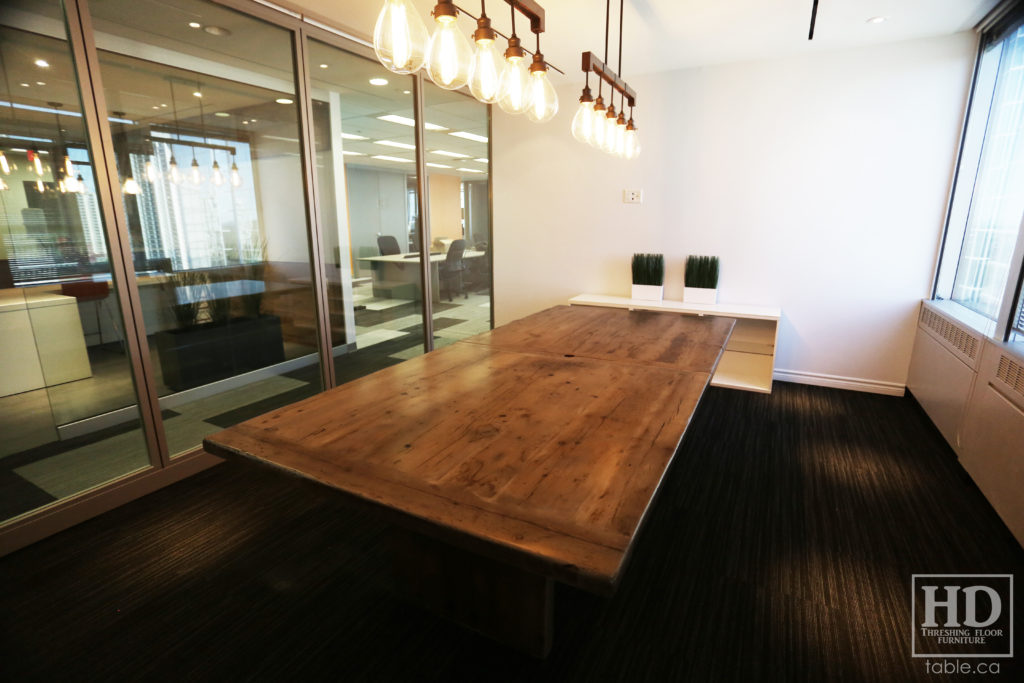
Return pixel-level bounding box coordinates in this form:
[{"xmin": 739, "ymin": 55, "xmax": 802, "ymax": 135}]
[{"xmin": 357, "ymin": 250, "xmax": 485, "ymax": 302}]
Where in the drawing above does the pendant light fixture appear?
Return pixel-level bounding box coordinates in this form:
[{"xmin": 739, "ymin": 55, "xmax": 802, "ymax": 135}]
[
  {"xmin": 49, "ymin": 102, "xmax": 80, "ymax": 193},
  {"xmin": 570, "ymin": 72, "xmax": 595, "ymax": 143},
  {"xmin": 526, "ymin": 32, "xmax": 557, "ymax": 123},
  {"xmin": 497, "ymin": 6, "xmax": 532, "ymax": 115},
  {"xmin": 426, "ymin": 0, "xmax": 472, "ymax": 90},
  {"xmin": 371, "ymin": 0, "xmax": 561, "ymax": 120},
  {"xmin": 574, "ymin": 0, "xmax": 640, "ymax": 158},
  {"xmin": 468, "ymin": 1, "xmax": 502, "ymax": 103},
  {"xmin": 168, "ymin": 79, "xmax": 182, "ymax": 184},
  {"xmin": 211, "ymin": 155, "xmax": 224, "ymax": 186},
  {"xmin": 374, "ymin": 0, "xmax": 429, "ymax": 74},
  {"xmin": 112, "ymin": 110, "xmax": 140, "ymax": 195},
  {"xmin": 230, "ymin": 153, "xmax": 241, "ymax": 188}
]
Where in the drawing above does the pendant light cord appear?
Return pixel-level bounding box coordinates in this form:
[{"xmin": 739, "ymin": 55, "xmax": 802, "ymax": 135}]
[
  {"xmin": 510, "ymin": 2, "xmax": 516, "ymax": 39},
  {"xmin": 169, "ymin": 79, "xmax": 181, "ymax": 143},
  {"xmin": 604, "ymin": 0, "xmax": 611, "ymax": 63},
  {"xmin": 618, "ymin": 0, "xmax": 624, "ymax": 75}
]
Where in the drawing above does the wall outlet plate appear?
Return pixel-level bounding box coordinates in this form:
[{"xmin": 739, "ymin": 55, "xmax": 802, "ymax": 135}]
[{"xmin": 623, "ymin": 189, "xmax": 643, "ymax": 204}]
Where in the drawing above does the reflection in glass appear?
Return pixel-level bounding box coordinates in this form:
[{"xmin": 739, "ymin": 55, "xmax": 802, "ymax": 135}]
[
  {"xmin": 91, "ymin": 0, "xmax": 322, "ymax": 456},
  {"xmin": 0, "ymin": 4, "xmax": 149, "ymax": 523},
  {"xmin": 423, "ymin": 81, "xmax": 491, "ymax": 349},
  {"xmin": 307, "ymin": 39, "xmax": 427, "ymax": 384}
]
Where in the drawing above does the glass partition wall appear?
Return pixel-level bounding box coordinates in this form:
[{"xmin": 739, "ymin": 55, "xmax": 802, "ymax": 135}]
[{"xmin": 0, "ymin": 0, "xmax": 492, "ymax": 538}]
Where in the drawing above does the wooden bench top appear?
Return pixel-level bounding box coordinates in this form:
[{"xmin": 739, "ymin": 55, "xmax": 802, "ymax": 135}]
[{"xmin": 203, "ymin": 305, "xmax": 734, "ymax": 594}]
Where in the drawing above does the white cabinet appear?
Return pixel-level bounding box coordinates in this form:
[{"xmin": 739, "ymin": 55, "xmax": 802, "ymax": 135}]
[{"xmin": 569, "ymin": 294, "xmax": 781, "ymax": 393}]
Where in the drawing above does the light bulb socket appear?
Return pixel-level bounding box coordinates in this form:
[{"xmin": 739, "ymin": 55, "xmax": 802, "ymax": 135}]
[
  {"xmin": 528, "ymin": 51, "xmax": 548, "ymax": 74},
  {"xmin": 616, "ymin": 112, "xmax": 626, "ymax": 125},
  {"xmin": 432, "ymin": 0, "xmax": 458, "ymax": 22},
  {"xmin": 505, "ymin": 35, "xmax": 525, "ymax": 61},
  {"xmin": 606, "ymin": 104, "xmax": 616, "ymax": 119},
  {"xmin": 190, "ymin": 159, "xmax": 200, "ymax": 169},
  {"xmin": 626, "ymin": 118, "xmax": 636, "ymax": 131},
  {"xmin": 593, "ymin": 95, "xmax": 606, "ymax": 112},
  {"xmin": 474, "ymin": 15, "xmax": 496, "ymax": 43},
  {"xmin": 579, "ymin": 86, "xmax": 593, "ymax": 103}
]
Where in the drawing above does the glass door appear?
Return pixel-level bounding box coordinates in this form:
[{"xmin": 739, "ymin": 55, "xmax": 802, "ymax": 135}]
[
  {"xmin": 306, "ymin": 37, "xmax": 427, "ymax": 383},
  {"xmin": 88, "ymin": 0, "xmax": 323, "ymax": 456},
  {"xmin": 0, "ymin": 0, "xmax": 150, "ymax": 522}
]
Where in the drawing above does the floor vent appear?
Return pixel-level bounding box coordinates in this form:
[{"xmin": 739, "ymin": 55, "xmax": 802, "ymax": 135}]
[
  {"xmin": 996, "ymin": 354, "xmax": 1024, "ymax": 399},
  {"xmin": 920, "ymin": 307, "xmax": 980, "ymax": 365}
]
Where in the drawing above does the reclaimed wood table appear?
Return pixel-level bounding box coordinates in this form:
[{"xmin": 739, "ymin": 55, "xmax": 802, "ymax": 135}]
[{"xmin": 203, "ymin": 305, "xmax": 734, "ymax": 657}]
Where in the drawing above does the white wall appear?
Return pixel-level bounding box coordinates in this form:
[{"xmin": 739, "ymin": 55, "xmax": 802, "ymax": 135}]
[{"xmin": 493, "ymin": 32, "xmax": 977, "ymax": 392}]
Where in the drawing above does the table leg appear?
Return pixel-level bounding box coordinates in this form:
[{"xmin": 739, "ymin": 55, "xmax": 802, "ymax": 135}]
[{"xmin": 387, "ymin": 528, "xmax": 554, "ymax": 658}]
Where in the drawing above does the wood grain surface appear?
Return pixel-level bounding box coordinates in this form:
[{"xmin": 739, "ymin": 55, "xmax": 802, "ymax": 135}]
[{"xmin": 203, "ymin": 306, "xmax": 733, "ymax": 594}]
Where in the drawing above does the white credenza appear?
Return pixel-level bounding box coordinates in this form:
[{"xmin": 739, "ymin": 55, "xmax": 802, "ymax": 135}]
[
  {"xmin": 0, "ymin": 288, "xmax": 93, "ymax": 398},
  {"xmin": 569, "ymin": 294, "xmax": 782, "ymax": 394}
]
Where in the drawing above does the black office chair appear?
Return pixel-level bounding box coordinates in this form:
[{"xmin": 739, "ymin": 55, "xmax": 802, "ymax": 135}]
[
  {"xmin": 438, "ymin": 239, "xmax": 468, "ymax": 302},
  {"xmin": 467, "ymin": 241, "xmax": 490, "ymax": 293},
  {"xmin": 377, "ymin": 235, "xmax": 401, "ymax": 256}
]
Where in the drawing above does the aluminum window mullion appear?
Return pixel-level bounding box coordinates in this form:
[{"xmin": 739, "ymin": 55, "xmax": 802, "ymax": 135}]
[
  {"xmin": 62, "ymin": 0, "xmax": 170, "ymax": 467},
  {"xmin": 293, "ymin": 28, "xmax": 336, "ymax": 389},
  {"xmin": 413, "ymin": 72, "xmax": 434, "ymax": 353}
]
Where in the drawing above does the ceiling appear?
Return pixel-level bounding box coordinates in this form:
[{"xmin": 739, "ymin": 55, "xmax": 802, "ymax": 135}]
[{"xmin": 297, "ymin": 0, "xmax": 1000, "ymax": 81}]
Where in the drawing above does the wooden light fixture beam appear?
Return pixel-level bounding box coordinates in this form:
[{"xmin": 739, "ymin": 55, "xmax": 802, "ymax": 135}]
[
  {"xmin": 582, "ymin": 51, "xmax": 636, "ymax": 107},
  {"xmin": 503, "ymin": 0, "xmax": 545, "ymax": 34}
]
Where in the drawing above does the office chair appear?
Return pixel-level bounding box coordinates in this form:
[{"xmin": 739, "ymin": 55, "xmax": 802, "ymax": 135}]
[
  {"xmin": 468, "ymin": 241, "xmax": 490, "ymax": 293},
  {"xmin": 438, "ymin": 239, "xmax": 468, "ymax": 302},
  {"xmin": 377, "ymin": 235, "xmax": 401, "ymax": 256}
]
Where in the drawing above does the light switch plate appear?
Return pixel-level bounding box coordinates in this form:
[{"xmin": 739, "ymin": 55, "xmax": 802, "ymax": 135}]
[{"xmin": 623, "ymin": 189, "xmax": 643, "ymax": 204}]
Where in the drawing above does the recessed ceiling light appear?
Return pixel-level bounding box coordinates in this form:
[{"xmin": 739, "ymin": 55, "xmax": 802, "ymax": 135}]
[
  {"xmin": 35, "ymin": 81, "xmax": 45, "ymax": 86},
  {"xmin": 430, "ymin": 149, "xmax": 470, "ymax": 158},
  {"xmin": 474, "ymin": 158, "xmax": 488, "ymax": 163},
  {"xmin": 242, "ymin": 120, "xmax": 250, "ymax": 125},
  {"xmin": 371, "ymin": 155, "xmax": 414, "ymax": 163},
  {"xmin": 867, "ymin": 16, "xmax": 886, "ymax": 24},
  {"xmin": 34, "ymin": 59, "xmax": 50, "ymax": 68},
  {"xmin": 214, "ymin": 112, "xmax": 230, "ymax": 117},
  {"xmin": 457, "ymin": 167, "xmax": 484, "ymax": 173},
  {"xmin": 161, "ymin": 103, "xmax": 167, "ymax": 107},
  {"xmin": 188, "ymin": 21, "xmax": 201, "ymax": 28},
  {"xmin": 374, "ymin": 140, "xmax": 415, "ymax": 150},
  {"xmin": 275, "ymin": 98, "xmax": 294, "ymax": 104},
  {"xmin": 342, "ymin": 150, "xmax": 365, "ymax": 156},
  {"xmin": 402, "ymin": 90, "xmax": 411, "ymax": 94},
  {"xmin": 193, "ymin": 91, "xmax": 202, "ymax": 98},
  {"xmin": 19, "ymin": 82, "xmax": 28, "ymax": 87},
  {"xmin": 425, "ymin": 162, "xmax": 452, "ymax": 169},
  {"xmin": 319, "ymin": 63, "xmax": 329, "ymax": 69},
  {"xmin": 369, "ymin": 77, "xmax": 389, "ymax": 86},
  {"xmin": 377, "ymin": 114, "xmax": 447, "ymax": 131},
  {"xmin": 449, "ymin": 131, "xmax": 488, "ymax": 143},
  {"xmin": 152, "ymin": 105, "xmax": 160, "ymax": 110},
  {"xmin": 204, "ymin": 25, "xmax": 231, "ymax": 36},
  {"xmin": 340, "ymin": 132, "xmax": 369, "ymax": 140}
]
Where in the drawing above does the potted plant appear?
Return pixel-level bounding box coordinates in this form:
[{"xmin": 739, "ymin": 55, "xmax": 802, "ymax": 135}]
[
  {"xmin": 684, "ymin": 255, "xmax": 720, "ymax": 304},
  {"xmin": 631, "ymin": 253, "xmax": 665, "ymax": 301}
]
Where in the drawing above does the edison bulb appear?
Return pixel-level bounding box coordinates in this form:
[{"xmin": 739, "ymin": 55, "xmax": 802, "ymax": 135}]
[
  {"xmin": 31, "ymin": 151, "xmax": 43, "ymax": 176},
  {"xmin": 230, "ymin": 161, "xmax": 241, "ymax": 188},
  {"xmin": 602, "ymin": 112, "xmax": 618, "ymax": 153},
  {"xmin": 373, "ymin": 0, "xmax": 428, "ymax": 74},
  {"xmin": 0, "ymin": 176, "xmax": 8, "ymax": 191},
  {"xmin": 590, "ymin": 102, "xmax": 607, "ymax": 149},
  {"xmin": 571, "ymin": 100, "xmax": 595, "ymax": 143},
  {"xmin": 498, "ymin": 57, "xmax": 532, "ymax": 114},
  {"xmin": 526, "ymin": 70, "xmax": 558, "ymax": 123},
  {"xmin": 189, "ymin": 158, "xmax": 201, "ymax": 184},
  {"xmin": 64, "ymin": 156, "xmax": 75, "ymax": 177},
  {"xmin": 145, "ymin": 160, "xmax": 158, "ymax": 183},
  {"xmin": 169, "ymin": 156, "xmax": 181, "ymax": 184},
  {"xmin": 122, "ymin": 176, "xmax": 140, "ymax": 195},
  {"xmin": 614, "ymin": 118, "xmax": 627, "ymax": 157},
  {"xmin": 426, "ymin": 17, "xmax": 471, "ymax": 89},
  {"xmin": 211, "ymin": 161, "xmax": 224, "ymax": 186},
  {"xmin": 0, "ymin": 151, "xmax": 9, "ymax": 174},
  {"xmin": 469, "ymin": 38, "xmax": 503, "ymax": 103},
  {"xmin": 625, "ymin": 129, "xmax": 640, "ymax": 159}
]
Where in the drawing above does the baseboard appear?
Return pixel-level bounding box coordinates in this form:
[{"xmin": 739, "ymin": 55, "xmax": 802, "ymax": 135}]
[{"xmin": 773, "ymin": 369, "xmax": 906, "ymax": 396}]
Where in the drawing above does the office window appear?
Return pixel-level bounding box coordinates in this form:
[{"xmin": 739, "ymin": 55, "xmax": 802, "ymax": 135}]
[{"xmin": 936, "ymin": 13, "xmax": 1024, "ymax": 325}]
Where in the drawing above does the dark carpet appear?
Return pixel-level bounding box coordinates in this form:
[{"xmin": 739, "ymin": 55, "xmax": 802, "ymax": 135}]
[{"xmin": 0, "ymin": 383, "xmax": 1020, "ymax": 682}]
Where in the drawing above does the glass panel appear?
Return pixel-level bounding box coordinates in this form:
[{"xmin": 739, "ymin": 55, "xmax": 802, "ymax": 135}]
[
  {"xmin": 0, "ymin": 1, "xmax": 150, "ymax": 523},
  {"xmin": 89, "ymin": 0, "xmax": 321, "ymax": 456},
  {"xmin": 422, "ymin": 82, "xmax": 491, "ymax": 348},
  {"xmin": 307, "ymin": 38, "xmax": 426, "ymax": 383},
  {"xmin": 949, "ymin": 25, "xmax": 1024, "ymax": 320}
]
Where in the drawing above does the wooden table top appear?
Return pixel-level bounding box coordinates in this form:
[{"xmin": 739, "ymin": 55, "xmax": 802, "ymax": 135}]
[{"xmin": 203, "ymin": 305, "xmax": 734, "ymax": 594}]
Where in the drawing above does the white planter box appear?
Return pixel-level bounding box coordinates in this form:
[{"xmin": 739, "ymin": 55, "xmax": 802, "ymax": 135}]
[
  {"xmin": 683, "ymin": 287, "xmax": 718, "ymax": 304},
  {"xmin": 631, "ymin": 284, "xmax": 664, "ymax": 301}
]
